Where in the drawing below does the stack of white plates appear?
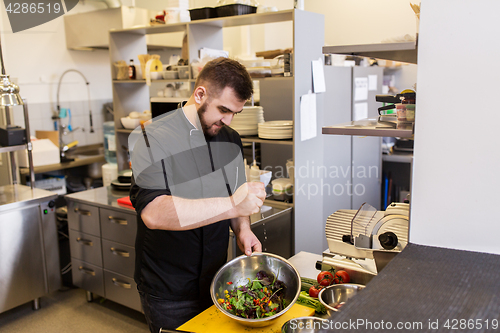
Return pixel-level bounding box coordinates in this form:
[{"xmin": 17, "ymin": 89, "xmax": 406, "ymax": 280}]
[
  {"xmin": 230, "ymin": 106, "xmax": 265, "ymax": 136},
  {"xmin": 258, "ymin": 120, "xmax": 293, "ymax": 139}
]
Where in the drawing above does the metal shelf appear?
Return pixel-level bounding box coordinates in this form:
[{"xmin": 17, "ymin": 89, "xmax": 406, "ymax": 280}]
[
  {"xmin": 19, "ymin": 155, "xmax": 106, "ymax": 175},
  {"xmin": 112, "ymin": 80, "xmax": 147, "ymax": 84},
  {"xmin": 322, "ymin": 41, "xmax": 417, "ymax": 64},
  {"xmin": 322, "ymin": 118, "xmax": 414, "ymax": 138},
  {"xmin": 0, "ymin": 144, "xmax": 26, "ymax": 154},
  {"xmin": 382, "ymin": 153, "xmax": 413, "ymax": 163},
  {"xmin": 150, "ymin": 97, "xmax": 186, "ymax": 103},
  {"xmin": 240, "ymin": 136, "xmax": 293, "ymax": 145},
  {"xmin": 110, "ymin": 10, "xmax": 294, "ymax": 35},
  {"xmin": 116, "ymin": 128, "xmax": 134, "ymax": 134}
]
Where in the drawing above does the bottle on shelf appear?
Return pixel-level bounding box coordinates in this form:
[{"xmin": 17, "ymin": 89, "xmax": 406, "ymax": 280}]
[
  {"xmin": 103, "ymin": 121, "xmax": 117, "ymax": 164},
  {"xmin": 249, "ymin": 160, "xmax": 260, "ymax": 182},
  {"xmin": 128, "ymin": 59, "xmax": 136, "ymax": 80}
]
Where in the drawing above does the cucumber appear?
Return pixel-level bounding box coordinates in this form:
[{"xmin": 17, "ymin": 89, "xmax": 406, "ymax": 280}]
[{"xmin": 300, "ymin": 277, "xmax": 317, "ymax": 293}]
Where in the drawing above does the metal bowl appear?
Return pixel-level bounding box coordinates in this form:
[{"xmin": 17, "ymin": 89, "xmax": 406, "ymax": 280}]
[
  {"xmin": 318, "ymin": 283, "xmax": 365, "ymax": 316},
  {"xmin": 210, "ymin": 252, "xmax": 301, "ymax": 328},
  {"xmin": 281, "ymin": 316, "xmax": 328, "ymax": 333}
]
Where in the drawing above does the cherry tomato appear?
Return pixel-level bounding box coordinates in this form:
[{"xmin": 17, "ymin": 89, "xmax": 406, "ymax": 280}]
[
  {"xmin": 317, "ymin": 271, "xmax": 334, "ymax": 286},
  {"xmin": 334, "ymin": 270, "xmax": 350, "ymax": 284},
  {"xmin": 308, "ymin": 285, "xmax": 322, "ymax": 298}
]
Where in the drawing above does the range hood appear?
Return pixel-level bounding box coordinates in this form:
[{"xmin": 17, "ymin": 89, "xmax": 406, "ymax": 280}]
[{"xmin": 64, "ymin": 6, "xmax": 183, "ymax": 51}]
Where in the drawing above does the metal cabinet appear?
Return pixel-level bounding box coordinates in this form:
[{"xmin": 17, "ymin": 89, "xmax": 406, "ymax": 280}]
[
  {"xmin": 67, "ymin": 199, "xmax": 141, "ymax": 312},
  {"xmin": 0, "ymin": 186, "xmax": 59, "ymax": 314}
]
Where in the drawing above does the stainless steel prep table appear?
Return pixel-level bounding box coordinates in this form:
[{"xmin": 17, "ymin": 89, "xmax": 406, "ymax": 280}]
[
  {"xmin": 0, "ymin": 184, "xmax": 60, "ymax": 314},
  {"xmin": 65, "ymin": 186, "xmax": 293, "ymax": 311}
]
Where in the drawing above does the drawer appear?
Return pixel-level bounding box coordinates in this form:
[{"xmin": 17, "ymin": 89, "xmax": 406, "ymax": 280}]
[
  {"xmin": 67, "ymin": 201, "xmax": 100, "ymax": 236},
  {"xmin": 72, "ymin": 258, "xmax": 104, "ymax": 297},
  {"xmin": 104, "ymin": 270, "xmax": 142, "ymax": 312},
  {"xmin": 102, "ymin": 239, "xmax": 135, "ymax": 277},
  {"xmin": 100, "ymin": 208, "xmax": 137, "ymax": 246},
  {"xmin": 69, "ymin": 230, "xmax": 103, "ymax": 266}
]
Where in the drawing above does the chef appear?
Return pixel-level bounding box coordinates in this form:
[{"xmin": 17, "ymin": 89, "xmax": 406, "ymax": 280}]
[{"xmin": 129, "ymin": 57, "xmax": 266, "ymax": 332}]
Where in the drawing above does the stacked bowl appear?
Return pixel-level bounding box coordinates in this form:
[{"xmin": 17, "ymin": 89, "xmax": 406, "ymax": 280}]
[
  {"xmin": 230, "ymin": 106, "xmax": 265, "ymax": 136},
  {"xmin": 258, "ymin": 120, "xmax": 293, "ymax": 139}
]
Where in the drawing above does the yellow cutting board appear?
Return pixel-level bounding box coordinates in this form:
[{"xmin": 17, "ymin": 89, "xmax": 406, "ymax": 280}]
[{"xmin": 178, "ymin": 304, "xmax": 315, "ymax": 333}]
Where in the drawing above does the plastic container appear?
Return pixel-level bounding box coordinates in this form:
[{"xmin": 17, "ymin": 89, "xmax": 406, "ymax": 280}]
[
  {"xmin": 189, "ymin": 7, "xmax": 217, "ymax": 20},
  {"xmin": 103, "ymin": 121, "xmax": 117, "ymax": 164},
  {"xmin": 396, "ymin": 104, "xmax": 407, "ymax": 122},
  {"xmin": 175, "ymin": 66, "xmax": 190, "ymax": 79},
  {"xmin": 216, "ymin": 4, "xmax": 257, "ymax": 17},
  {"xmin": 286, "ymin": 159, "xmax": 294, "ymax": 183},
  {"xmin": 102, "ymin": 163, "xmax": 118, "ymax": 187},
  {"xmin": 162, "ymin": 70, "xmax": 179, "ymax": 79},
  {"xmin": 272, "ymin": 178, "xmax": 293, "ymax": 202}
]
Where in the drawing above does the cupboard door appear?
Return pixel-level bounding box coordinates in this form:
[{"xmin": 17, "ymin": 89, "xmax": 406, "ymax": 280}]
[
  {"xmin": 67, "ymin": 201, "xmax": 100, "ymax": 236},
  {"xmin": 100, "ymin": 208, "xmax": 137, "ymax": 246},
  {"xmin": 104, "ymin": 270, "xmax": 142, "ymax": 312},
  {"xmin": 102, "ymin": 239, "xmax": 135, "ymax": 277},
  {"xmin": 72, "ymin": 258, "xmax": 104, "ymax": 297},
  {"xmin": 69, "ymin": 230, "xmax": 103, "ymax": 266}
]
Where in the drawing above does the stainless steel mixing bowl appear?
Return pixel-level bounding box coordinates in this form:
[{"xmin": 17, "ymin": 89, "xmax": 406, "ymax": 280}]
[
  {"xmin": 318, "ymin": 283, "xmax": 365, "ymax": 316},
  {"xmin": 281, "ymin": 316, "xmax": 329, "ymax": 333},
  {"xmin": 210, "ymin": 252, "xmax": 301, "ymax": 328}
]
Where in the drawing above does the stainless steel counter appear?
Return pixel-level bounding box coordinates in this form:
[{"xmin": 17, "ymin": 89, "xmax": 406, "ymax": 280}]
[
  {"xmin": 65, "ymin": 186, "xmax": 135, "ymax": 213},
  {"xmin": 0, "ymin": 184, "xmax": 58, "ymax": 212}
]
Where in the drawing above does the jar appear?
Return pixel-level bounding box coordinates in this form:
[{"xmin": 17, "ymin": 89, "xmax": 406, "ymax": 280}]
[
  {"xmin": 396, "ymin": 104, "xmax": 407, "ymax": 122},
  {"xmin": 405, "ymin": 104, "xmax": 415, "ymax": 122}
]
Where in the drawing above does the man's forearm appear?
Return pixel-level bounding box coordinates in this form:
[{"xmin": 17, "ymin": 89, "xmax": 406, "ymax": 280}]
[
  {"xmin": 230, "ymin": 216, "xmax": 251, "ymax": 235},
  {"xmin": 142, "ymin": 194, "xmax": 238, "ymax": 231}
]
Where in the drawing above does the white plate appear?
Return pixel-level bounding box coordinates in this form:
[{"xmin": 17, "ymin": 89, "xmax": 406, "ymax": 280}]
[
  {"xmin": 259, "ymin": 120, "xmax": 293, "ymax": 127},
  {"xmin": 258, "ymin": 133, "xmax": 293, "ymax": 139},
  {"xmin": 259, "ymin": 127, "xmax": 293, "ymax": 132},
  {"xmin": 237, "ymin": 129, "xmax": 258, "ymax": 135}
]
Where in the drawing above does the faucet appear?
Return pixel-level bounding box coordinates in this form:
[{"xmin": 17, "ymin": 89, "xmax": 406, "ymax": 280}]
[{"xmin": 54, "ymin": 69, "xmax": 94, "ymax": 162}]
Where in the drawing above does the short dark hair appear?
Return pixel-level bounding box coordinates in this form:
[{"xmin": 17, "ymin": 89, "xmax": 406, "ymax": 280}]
[{"xmin": 195, "ymin": 57, "xmax": 253, "ymax": 102}]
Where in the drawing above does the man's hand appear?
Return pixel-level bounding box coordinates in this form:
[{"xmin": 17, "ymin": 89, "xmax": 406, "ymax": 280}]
[
  {"xmin": 234, "ymin": 220, "xmax": 262, "ymax": 256},
  {"xmin": 232, "ymin": 182, "xmax": 266, "ymax": 216}
]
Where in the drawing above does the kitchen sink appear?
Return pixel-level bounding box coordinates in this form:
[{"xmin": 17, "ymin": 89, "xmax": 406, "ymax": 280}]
[{"xmin": 66, "ymin": 145, "xmax": 104, "ymax": 159}]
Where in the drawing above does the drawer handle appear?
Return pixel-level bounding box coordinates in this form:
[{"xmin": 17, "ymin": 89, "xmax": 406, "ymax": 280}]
[
  {"xmin": 108, "ymin": 216, "xmax": 128, "ymax": 225},
  {"xmin": 78, "ymin": 266, "xmax": 96, "ymax": 276},
  {"xmin": 74, "ymin": 208, "xmax": 91, "ymax": 216},
  {"xmin": 112, "ymin": 278, "xmax": 131, "ymax": 289},
  {"xmin": 76, "ymin": 238, "xmax": 93, "ymax": 246},
  {"xmin": 110, "ymin": 247, "xmax": 130, "ymax": 257}
]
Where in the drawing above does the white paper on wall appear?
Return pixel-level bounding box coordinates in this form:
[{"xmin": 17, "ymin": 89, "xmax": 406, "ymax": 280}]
[
  {"xmin": 312, "ymin": 58, "xmax": 326, "ymax": 93},
  {"xmin": 368, "ymin": 75, "xmax": 378, "ymax": 91},
  {"xmin": 354, "ymin": 102, "xmax": 368, "ymax": 121},
  {"xmin": 354, "ymin": 77, "xmax": 368, "ymax": 101},
  {"xmin": 300, "ymin": 91, "xmax": 317, "ymax": 141}
]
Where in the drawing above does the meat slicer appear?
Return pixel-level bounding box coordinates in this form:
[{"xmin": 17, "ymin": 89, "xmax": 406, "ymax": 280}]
[{"xmin": 318, "ymin": 202, "xmax": 410, "ymax": 284}]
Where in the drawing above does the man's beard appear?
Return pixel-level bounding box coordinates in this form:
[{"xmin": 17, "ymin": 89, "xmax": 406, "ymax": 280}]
[{"xmin": 198, "ymin": 100, "xmax": 224, "ymax": 138}]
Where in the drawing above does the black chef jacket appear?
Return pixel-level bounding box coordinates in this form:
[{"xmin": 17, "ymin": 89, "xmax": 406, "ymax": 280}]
[{"xmin": 129, "ymin": 107, "xmax": 245, "ymax": 309}]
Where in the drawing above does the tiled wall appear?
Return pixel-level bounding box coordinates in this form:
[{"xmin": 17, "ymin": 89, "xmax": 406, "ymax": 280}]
[{"xmin": 12, "ymin": 98, "xmax": 113, "ymax": 147}]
